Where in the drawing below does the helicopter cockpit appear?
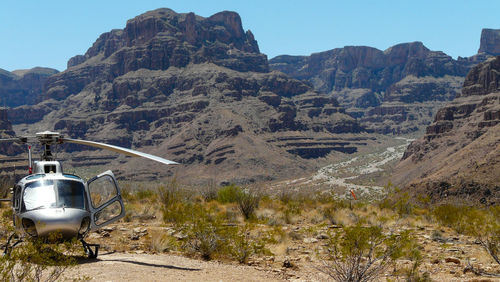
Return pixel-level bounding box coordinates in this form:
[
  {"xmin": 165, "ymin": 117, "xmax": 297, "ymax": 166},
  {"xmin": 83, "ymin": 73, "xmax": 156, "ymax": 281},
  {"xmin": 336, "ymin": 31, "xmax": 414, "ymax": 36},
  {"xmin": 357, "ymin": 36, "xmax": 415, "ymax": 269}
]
[
  {"xmin": 22, "ymin": 178, "xmax": 87, "ymax": 212},
  {"xmin": 13, "ymin": 171, "xmax": 125, "ymax": 240}
]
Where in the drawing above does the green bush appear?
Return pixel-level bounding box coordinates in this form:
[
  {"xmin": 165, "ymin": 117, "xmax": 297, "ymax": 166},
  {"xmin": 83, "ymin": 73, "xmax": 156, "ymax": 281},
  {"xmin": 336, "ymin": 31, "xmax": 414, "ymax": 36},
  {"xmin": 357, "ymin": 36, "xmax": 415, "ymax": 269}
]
[
  {"xmin": 319, "ymin": 224, "xmax": 415, "ymax": 281},
  {"xmin": 135, "ymin": 189, "xmax": 156, "ymax": 201},
  {"xmin": 216, "ymin": 184, "xmax": 242, "ymax": 204},
  {"xmin": 236, "ymin": 189, "xmax": 261, "ymax": 220}
]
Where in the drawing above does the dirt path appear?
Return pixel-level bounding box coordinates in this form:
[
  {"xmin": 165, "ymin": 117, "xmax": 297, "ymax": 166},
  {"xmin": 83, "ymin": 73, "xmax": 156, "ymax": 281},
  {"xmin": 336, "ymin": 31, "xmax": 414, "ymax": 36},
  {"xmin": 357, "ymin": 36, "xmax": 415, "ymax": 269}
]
[{"xmin": 63, "ymin": 252, "xmax": 284, "ymax": 281}]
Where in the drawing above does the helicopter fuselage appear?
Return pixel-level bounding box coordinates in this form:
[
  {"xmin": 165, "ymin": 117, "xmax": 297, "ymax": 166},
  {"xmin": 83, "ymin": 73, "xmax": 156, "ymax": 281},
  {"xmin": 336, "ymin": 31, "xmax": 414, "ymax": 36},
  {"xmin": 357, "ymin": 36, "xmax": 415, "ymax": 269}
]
[
  {"xmin": 10, "ymin": 161, "xmax": 125, "ymax": 241},
  {"xmin": 13, "ymin": 172, "xmax": 91, "ymax": 240}
]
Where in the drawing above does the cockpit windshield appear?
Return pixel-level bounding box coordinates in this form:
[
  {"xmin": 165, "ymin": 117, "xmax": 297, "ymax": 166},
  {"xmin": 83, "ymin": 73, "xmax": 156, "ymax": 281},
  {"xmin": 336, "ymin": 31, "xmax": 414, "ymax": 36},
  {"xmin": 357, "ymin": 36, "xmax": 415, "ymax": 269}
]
[{"xmin": 23, "ymin": 179, "xmax": 86, "ymax": 211}]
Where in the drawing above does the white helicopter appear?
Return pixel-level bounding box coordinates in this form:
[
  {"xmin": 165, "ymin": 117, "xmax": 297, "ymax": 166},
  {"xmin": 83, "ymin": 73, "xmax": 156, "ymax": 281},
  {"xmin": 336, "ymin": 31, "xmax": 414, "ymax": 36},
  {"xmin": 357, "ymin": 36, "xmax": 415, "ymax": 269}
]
[{"xmin": 0, "ymin": 131, "xmax": 177, "ymax": 258}]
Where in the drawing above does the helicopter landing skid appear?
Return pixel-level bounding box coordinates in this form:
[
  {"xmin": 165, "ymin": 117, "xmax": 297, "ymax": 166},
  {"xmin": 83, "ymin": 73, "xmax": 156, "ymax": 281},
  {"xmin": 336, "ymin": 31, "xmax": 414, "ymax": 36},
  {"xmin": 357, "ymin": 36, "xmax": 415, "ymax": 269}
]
[
  {"xmin": 2, "ymin": 233, "xmax": 23, "ymax": 256},
  {"xmin": 80, "ymin": 239, "xmax": 99, "ymax": 259}
]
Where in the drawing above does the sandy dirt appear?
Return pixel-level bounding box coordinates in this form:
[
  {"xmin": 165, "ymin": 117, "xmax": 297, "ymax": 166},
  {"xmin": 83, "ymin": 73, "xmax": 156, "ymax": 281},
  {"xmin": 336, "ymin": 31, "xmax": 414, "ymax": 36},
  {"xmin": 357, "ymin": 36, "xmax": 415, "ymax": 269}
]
[{"xmin": 63, "ymin": 252, "xmax": 286, "ymax": 281}]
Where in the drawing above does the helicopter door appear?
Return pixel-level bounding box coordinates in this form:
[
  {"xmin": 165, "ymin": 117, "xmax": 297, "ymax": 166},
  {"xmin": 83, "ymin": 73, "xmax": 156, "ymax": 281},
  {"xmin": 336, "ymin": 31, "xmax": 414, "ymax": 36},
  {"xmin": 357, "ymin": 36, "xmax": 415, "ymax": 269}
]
[{"xmin": 86, "ymin": 170, "xmax": 125, "ymax": 230}]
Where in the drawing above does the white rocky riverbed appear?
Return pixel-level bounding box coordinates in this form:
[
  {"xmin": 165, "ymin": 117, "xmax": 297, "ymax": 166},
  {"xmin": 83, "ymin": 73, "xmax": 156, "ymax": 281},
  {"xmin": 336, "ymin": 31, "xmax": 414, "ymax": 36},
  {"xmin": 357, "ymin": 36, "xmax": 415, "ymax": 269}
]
[{"xmin": 276, "ymin": 137, "xmax": 414, "ymax": 200}]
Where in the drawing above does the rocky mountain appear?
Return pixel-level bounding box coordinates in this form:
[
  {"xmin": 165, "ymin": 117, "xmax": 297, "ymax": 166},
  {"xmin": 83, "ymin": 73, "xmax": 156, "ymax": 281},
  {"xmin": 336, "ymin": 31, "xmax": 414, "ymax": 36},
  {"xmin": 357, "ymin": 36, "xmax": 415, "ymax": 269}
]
[
  {"xmin": 269, "ymin": 32, "xmax": 499, "ymax": 134},
  {"xmin": 393, "ymin": 56, "xmax": 500, "ymax": 204},
  {"xmin": 0, "ymin": 67, "xmax": 58, "ymax": 107},
  {"xmin": 0, "ymin": 68, "xmax": 56, "ymax": 156},
  {"xmin": 8, "ymin": 8, "xmax": 372, "ymax": 184}
]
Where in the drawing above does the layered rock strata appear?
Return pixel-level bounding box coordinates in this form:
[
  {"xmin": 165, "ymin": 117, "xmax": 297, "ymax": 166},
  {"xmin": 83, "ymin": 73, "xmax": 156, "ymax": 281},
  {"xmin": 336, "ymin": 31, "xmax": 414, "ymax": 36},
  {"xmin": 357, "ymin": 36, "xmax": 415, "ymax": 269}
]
[
  {"xmin": 270, "ymin": 39, "xmax": 494, "ymax": 134},
  {"xmin": 9, "ymin": 9, "xmax": 369, "ymax": 184},
  {"xmin": 393, "ymin": 56, "xmax": 500, "ymax": 204},
  {"xmin": 0, "ymin": 67, "xmax": 58, "ymax": 107}
]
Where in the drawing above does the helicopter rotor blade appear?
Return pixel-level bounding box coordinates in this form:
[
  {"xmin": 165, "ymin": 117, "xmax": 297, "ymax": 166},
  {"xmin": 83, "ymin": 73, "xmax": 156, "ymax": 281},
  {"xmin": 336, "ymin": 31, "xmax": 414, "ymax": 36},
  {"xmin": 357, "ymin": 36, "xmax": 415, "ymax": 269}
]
[
  {"xmin": 61, "ymin": 138, "xmax": 179, "ymax": 165},
  {"xmin": 0, "ymin": 137, "xmax": 27, "ymax": 143}
]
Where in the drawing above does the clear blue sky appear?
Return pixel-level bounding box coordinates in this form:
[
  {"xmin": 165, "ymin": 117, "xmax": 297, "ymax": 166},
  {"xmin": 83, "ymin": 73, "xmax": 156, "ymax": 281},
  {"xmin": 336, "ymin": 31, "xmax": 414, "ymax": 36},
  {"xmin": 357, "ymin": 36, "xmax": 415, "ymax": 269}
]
[{"xmin": 1, "ymin": 0, "xmax": 498, "ymax": 72}]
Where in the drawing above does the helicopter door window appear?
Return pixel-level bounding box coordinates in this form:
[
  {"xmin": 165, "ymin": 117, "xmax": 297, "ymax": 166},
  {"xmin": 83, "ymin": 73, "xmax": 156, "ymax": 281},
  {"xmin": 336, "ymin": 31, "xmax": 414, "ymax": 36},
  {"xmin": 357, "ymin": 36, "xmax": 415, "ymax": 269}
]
[
  {"xmin": 94, "ymin": 200, "xmax": 122, "ymax": 226},
  {"xmin": 88, "ymin": 175, "xmax": 118, "ymax": 209},
  {"xmin": 87, "ymin": 171, "xmax": 125, "ymax": 229}
]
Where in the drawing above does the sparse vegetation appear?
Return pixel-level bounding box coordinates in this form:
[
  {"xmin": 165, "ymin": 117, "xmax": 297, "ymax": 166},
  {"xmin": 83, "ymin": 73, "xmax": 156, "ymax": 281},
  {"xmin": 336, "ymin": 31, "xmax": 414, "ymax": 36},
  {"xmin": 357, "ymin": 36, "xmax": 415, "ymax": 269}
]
[
  {"xmin": 0, "ymin": 233, "xmax": 82, "ymax": 282},
  {"xmin": 0, "ymin": 178, "xmax": 494, "ymax": 280}
]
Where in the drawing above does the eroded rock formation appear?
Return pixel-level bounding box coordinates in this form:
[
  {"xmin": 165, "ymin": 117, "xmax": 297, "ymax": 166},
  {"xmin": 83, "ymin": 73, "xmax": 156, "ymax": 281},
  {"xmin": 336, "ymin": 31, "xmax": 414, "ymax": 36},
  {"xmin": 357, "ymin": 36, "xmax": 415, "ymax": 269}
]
[
  {"xmin": 9, "ymin": 9, "xmax": 370, "ymax": 184},
  {"xmin": 393, "ymin": 56, "xmax": 500, "ymax": 204},
  {"xmin": 270, "ymin": 40, "xmax": 491, "ymax": 134}
]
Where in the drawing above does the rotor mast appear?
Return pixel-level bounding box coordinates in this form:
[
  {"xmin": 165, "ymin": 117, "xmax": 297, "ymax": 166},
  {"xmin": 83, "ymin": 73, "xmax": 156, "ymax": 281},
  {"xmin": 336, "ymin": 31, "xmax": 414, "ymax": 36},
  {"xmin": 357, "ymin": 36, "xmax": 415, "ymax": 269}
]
[{"xmin": 35, "ymin": 131, "xmax": 62, "ymax": 161}]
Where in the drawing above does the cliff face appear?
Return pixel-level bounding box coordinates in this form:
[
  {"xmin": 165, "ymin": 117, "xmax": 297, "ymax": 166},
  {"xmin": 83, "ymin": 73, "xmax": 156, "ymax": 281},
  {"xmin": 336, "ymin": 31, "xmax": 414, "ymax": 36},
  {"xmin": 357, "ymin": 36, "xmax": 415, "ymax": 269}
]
[
  {"xmin": 0, "ymin": 109, "xmax": 23, "ymax": 155},
  {"xmin": 270, "ymin": 41, "xmax": 487, "ymax": 134},
  {"xmin": 393, "ymin": 56, "xmax": 500, "ymax": 204},
  {"xmin": 478, "ymin": 29, "xmax": 500, "ymax": 55},
  {"xmin": 0, "ymin": 67, "xmax": 58, "ymax": 107},
  {"xmin": 43, "ymin": 9, "xmax": 267, "ymax": 103},
  {"xmin": 9, "ymin": 9, "xmax": 370, "ymax": 184}
]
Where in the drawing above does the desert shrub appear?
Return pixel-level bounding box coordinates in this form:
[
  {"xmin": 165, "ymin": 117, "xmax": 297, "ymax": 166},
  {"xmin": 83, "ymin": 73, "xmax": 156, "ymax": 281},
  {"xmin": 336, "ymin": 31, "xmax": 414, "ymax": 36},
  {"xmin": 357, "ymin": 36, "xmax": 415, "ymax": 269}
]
[
  {"xmin": 157, "ymin": 178, "xmax": 183, "ymax": 209},
  {"xmin": 434, "ymin": 204, "xmax": 500, "ymax": 267},
  {"xmin": 282, "ymin": 201, "xmax": 301, "ymax": 224},
  {"xmin": 178, "ymin": 203, "xmax": 223, "ymax": 260},
  {"xmin": 278, "ymin": 187, "xmax": 294, "ymax": 204},
  {"xmin": 432, "ymin": 204, "xmax": 478, "ymax": 234},
  {"xmin": 216, "ymin": 184, "xmax": 242, "ymax": 204},
  {"xmin": 199, "ymin": 179, "xmax": 218, "ymax": 202},
  {"xmin": 0, "ymin": 234, "xmax": 82, "ymax": 282},
  {"xmin": 135, "ymin": 189, "xmax": 156, "ymax": 201},
  {"xmin": 119, "ymin": 184, "xmax": 134, "ymax": 202},
  {"xmin": 322, "ymin": 205, "xmax": 338, "ymax": 225},
  {"xmin": 397, "ymin": 233, "xmax": 431, "ymax": 282},
  {"xmin": 393, "ymin": 193, "xmax": 414, "ymax": 217},
  {"xmin": 178, "ymin": 203, "xmax": 268, "ymax": 262},
  {"xmin": 432, "ymin": 204, "xmax": 463, "ymax": 230},
  {"xmin": 236, "ymin": 188, "xmax": 261, "ymax": 220},
  {"xmin": 227, "ymin": 225, "xmax": 270, "ymax": 264},
  {"xmin": 2, "ymin": 208, "xmax": 13, "ymax": 220},
  {"xmin": 0, "ymin": 176, "xmax": 13, "ymax": 200},
  {"xmin": 319, "ymin": 224, "xmax": 413, "ymax": 282}
]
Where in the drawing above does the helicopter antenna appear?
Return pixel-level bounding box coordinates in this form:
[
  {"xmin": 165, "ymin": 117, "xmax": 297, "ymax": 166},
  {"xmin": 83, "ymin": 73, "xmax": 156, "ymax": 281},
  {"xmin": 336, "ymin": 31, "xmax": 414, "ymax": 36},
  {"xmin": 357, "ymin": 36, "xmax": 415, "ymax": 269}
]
[{"xmin": 28, "ymin": 145, "xmax": 32, "ymax": 174}]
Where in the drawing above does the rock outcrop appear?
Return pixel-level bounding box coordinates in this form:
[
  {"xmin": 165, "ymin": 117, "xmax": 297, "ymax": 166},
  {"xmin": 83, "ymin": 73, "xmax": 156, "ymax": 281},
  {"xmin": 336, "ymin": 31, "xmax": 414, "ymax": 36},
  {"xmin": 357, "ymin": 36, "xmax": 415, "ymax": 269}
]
[
  {"xmin": 270, "ymin": 41, "xmax": 487, "ymax": 134},
  {"xmin": 393, "ymin": 56, "xmax": 500, "ymax": 204},
  {"xmin": 46, "ymin": 9, "xmax": 267, "ymax": 103},
  {"xmin": 0, "ymin": 67, "xmax": 58, "ymax": 107},
  {"xmin": 9, "ymin": 9, "xmax": 371, "ymax": 184},
  {"xmin": 478, "ymin": 28, "xmax": 500, "ymax": 55},
  {"xmin": 0, "ymin": 109, "xmax": 23, "ymax": 155}
]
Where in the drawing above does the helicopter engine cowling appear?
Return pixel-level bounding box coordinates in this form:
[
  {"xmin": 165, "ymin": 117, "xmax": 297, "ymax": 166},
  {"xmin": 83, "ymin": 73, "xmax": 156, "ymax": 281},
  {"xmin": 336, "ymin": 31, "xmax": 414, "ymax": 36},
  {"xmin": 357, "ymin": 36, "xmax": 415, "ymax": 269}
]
[{"xmin": 21, "ymin": 208, "xmax": 91, "ymax": 240}]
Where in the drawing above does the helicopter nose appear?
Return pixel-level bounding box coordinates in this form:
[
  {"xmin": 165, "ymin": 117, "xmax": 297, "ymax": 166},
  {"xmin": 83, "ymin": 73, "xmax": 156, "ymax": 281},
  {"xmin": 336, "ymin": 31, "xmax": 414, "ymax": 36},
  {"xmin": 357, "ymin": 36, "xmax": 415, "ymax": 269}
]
[{"xmin": 23, "ymin": 208, "xmax": 90, "ymax": 239}]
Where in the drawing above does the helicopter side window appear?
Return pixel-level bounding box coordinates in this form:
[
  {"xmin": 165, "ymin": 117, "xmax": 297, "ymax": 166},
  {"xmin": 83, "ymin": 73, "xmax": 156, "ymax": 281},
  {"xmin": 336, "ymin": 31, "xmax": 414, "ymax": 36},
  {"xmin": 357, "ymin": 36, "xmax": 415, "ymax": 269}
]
[
  {"xmin": 13, "ymin": 185, "xmax": 21, "ymax": 211},
  {"xmin": 55, "ymin": 180, "xmax": 86, "ymax": 209}
]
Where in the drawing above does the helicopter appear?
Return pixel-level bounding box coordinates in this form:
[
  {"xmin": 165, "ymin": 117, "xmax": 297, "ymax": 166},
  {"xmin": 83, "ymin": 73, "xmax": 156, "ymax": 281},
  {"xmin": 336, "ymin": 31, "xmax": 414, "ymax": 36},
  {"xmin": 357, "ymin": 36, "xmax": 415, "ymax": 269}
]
[{"xmin": 0, "ymin": 131, "xmax": 178, "ymax": 258}]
